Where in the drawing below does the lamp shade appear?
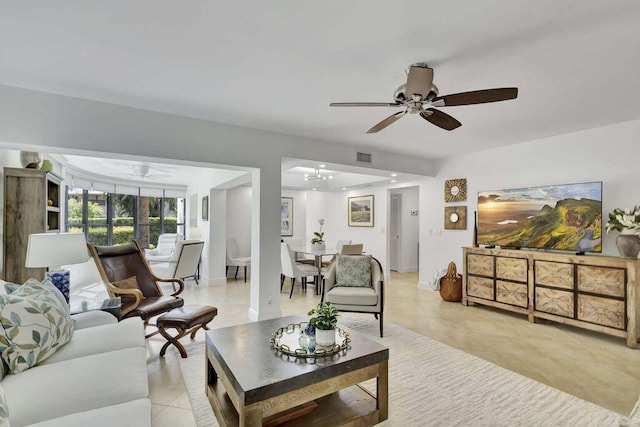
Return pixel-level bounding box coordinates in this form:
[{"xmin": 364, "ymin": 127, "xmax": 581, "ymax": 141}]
[{"xmin": 25, "ymin": 233, "xmax": 89, "ymax": 268}]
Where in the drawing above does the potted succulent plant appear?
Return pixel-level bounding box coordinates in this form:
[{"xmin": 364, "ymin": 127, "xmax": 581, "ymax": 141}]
[{"xmin": 307, "ymin": 301, "xmax": 339, "ymax": 346}]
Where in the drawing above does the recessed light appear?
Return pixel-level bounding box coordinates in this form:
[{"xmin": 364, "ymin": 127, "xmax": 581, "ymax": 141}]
[
  {"xmin": 318, "ymin": 164, "xmax": 326, "ymax": 168},
  {"xmin": 328, "ymin": 176, "xmax": 333, "ymax": 180},
  {"xmin": 312, "ymin": 188, "xmax": 317, "ymax": 191},
  {"xmin": 391, "ymin": 173, "xmax": 397, "ymax": 177},
  {"xmin": 391, "ymin": 179, "xmax": 397, "ymax": 183},
  {"xmin": 342, "ymin": 187, "xmax": 347, "ymax": 191}
]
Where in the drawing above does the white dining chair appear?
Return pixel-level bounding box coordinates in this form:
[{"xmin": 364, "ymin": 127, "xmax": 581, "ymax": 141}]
[
  {"xmin": 280, "ymin": 243, "xmax": 319, "ymax": 298},
  {"xmin": 283, "ymin": 237, "xmax": 314, "ymax": 265},
  {"xmin": 226, "ymin": 237, "xmax": 251, "ymax": 282}
]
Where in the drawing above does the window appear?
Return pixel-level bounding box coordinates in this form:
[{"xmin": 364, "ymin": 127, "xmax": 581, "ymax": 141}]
[{"xmin": 66, "ymin": 187, "xmax": 185, "ymax": 248}]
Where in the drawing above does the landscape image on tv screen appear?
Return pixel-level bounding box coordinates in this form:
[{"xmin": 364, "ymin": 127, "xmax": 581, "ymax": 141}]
[{"xmin": 477, "ymin": 182, "xmax": 602, "ymax": 253}]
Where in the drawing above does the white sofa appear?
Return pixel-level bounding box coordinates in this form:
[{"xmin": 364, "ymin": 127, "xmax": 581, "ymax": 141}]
[{"xmin": 2, "ymin": 310, "xmax": 150, "ymax": 427}]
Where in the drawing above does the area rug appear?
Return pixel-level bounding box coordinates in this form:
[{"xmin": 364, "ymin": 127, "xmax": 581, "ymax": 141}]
[{"xmin": 179, "ymin": 318, "xmax": 622, "ymax": 426}]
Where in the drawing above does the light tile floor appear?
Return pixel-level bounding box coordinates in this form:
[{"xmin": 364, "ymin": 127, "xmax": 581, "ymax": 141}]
[{"xmin": 147, "ymin": 272, "xmax": 640, "ymax": 426}]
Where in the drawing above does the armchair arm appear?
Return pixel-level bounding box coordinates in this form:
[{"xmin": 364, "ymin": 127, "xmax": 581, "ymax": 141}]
[
  {"xmin": 103, "ymin": 282, "xmax": 143, "ymax": 317},
  {"xmin": 156, "ymin": 277, "xmax": 185, "ymax": 296}
]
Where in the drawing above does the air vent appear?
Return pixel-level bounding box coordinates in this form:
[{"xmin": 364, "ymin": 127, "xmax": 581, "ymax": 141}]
[{"xmin": 356, "ymin": 152, "xmax": 372, "ymax": 163}]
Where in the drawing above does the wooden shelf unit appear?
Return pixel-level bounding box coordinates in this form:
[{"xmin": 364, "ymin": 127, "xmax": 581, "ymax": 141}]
[
  {"xmin": 3, "ymin": 167, "xmax": 62, "ymax": 284},
  {"xmin": 462, "ymin": 247, "xmax": 640, "ymax": 348}
]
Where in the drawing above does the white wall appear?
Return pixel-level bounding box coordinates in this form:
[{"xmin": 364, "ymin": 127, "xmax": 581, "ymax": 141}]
[
  {"xmin": 417, "ymin": 119, "xmax": 640, "ymax": 289},
  {"xmin": 281, "ymin": 189, "xmax": 307, "ymax": 243},
  {"xmin": 226, "ymin": 186, "xmax": 252, "ymax": 257},
  {"xmin": 306, "ymin": 188, "xmax": 389, "ymax": 271},
  {"xmin": 391, "ymin": 186, "xmax": 419, "ymax": 273}
]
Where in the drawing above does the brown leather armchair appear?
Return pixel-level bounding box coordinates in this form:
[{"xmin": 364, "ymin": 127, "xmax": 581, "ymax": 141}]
[{"xmin": 88, "ymin": 240, "xmax": 185, "ymax": 336}]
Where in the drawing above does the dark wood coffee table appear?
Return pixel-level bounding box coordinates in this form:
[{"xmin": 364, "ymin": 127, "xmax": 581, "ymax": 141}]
[{"xmin": 205, "ymin": 315, "xmax": 389, "ymax": 426}]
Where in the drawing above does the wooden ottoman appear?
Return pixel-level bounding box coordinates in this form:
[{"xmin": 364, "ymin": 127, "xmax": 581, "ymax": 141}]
[{"xmin": 157, "ymin": 305, "xmax": 218, "ymax": 358}]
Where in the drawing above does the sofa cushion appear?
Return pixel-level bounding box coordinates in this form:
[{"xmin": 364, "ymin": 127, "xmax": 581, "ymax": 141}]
[
  {"xmin": 0, "ymin": 383, "xmax": 8, "ymax": 426},
  {"xmin": 0, "ymin": 280, "xmax": 74, "ymax": 373},
  {"xmin": 71, "ymin": 310, "xmax": 118, "ymax": 330},
  {"xmin": 3, "ymin": 347, "xmax": 149, "ymax": 427},
  {"xmin": 40, "ymin": 318, "xmax": 144, "ymax": 365},
  {"xmin": 24, "ymin": 399, "xmax": 151, "ymax": 427},
  {"xmin": 335, "ymin": 254, "xmax": 372, "ymax": 288}
]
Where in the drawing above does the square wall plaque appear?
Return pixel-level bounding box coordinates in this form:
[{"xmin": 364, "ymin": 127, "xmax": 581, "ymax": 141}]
[{"xmin": 445, "ymin": 206, "xmax": 467, "ymax": 230}]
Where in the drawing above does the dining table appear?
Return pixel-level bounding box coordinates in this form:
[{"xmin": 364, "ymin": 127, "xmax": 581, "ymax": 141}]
[{"xmin": 290, "ymin": 245, "xmax": 337, "ymax": 296}]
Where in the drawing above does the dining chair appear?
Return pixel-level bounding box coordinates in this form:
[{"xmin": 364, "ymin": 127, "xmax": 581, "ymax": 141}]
[
  {"xmin": 283, "ymin": 237, "xmax": 314, "ymax": 265},
  {"xmin": 150, "ymin": 240, "xmax": 204, "ymax": 286},
  {"xmin": 280, "ymin": 243, "xmax": 319, "ymax": 298},
  {"xmin": 226, "ymin": 237, "xmax": 251, "ymax": 282},
  {"xmin": 321, "ymin": 239, "xmax": 352, "ymax": 267},
  {"xmin": 340, "ymin": 243, "xmax": 363, "ymax": 255}
]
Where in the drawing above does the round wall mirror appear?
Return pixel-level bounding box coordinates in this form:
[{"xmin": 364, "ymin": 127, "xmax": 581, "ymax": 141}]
[
  {"xmin": 450, "ymin": 185, "xmax": 460, "ymax": 196},
  {"xmin": 449, "ymin": 213, "xmax": 459, "ymax": 223}
]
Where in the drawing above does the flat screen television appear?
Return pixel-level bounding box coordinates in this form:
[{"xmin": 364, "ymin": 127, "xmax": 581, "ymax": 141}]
[{"xmin": 477, "ymin": 181, "xmax": 602, "ymax": 253}]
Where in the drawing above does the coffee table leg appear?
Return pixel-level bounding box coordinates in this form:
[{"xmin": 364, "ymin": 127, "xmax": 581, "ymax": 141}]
[
  {"xmin": 239, "ymin": 402, "xmax": 262, "ymax": 426},
  {"xmin": 377, "ymin": 360, "xmax": 389, "ymax": 421}
]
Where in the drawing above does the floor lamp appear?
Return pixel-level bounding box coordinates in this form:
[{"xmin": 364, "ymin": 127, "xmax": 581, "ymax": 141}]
[{"xmin": 25, "ymin": 232, "xmax": 89, "ymax": 303}]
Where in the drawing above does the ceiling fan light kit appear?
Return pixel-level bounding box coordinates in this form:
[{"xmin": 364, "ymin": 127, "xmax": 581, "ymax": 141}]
[
  {"xmin": 304, "ymin": 168, "xmax": 332, "ymax": 182},
  {"xmin": 330, "ymin": 63, "xmax": 518, "ymax": 133}
]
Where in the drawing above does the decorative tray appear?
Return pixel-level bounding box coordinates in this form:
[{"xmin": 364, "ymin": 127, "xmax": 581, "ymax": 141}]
[{"xmin": 270, "ymin": 322, "xmax": 350, "ymax": 358}]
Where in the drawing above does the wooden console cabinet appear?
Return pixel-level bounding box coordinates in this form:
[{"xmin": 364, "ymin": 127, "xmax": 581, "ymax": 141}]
[
  {"xmin": 462, "ymin": 247, "xmax": 640, "ymax": 348},
  {"xmin": 3, "ymin": 167, "xmax": 62, "ymax": 284}
]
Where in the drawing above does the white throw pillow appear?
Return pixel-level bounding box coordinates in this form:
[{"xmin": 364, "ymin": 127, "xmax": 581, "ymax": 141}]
[{"xmin": 0, "ymin": 280, "xmax": 74, "ymax": 374}]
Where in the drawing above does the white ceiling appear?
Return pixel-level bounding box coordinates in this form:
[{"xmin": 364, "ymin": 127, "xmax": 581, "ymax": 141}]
[{"xmin": 2, "ymin": 1, "xmax": 640, "ymax": 162}]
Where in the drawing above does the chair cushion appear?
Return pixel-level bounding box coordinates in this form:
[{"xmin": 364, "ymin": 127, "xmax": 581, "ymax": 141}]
[
  {"xmin": 157, "ymin": 305, "xmax": 218, "ymax": 329},
  {"xmin": 326, "ymin": 286, "xmax": 378, "ymax": 306},
  {"xmin": 25, "ymin": 399, "xmax": 151, "ymax": 427},
  {"xmin": 335, "ymin": 254, "xmax": 372, "ymax": 288},
  {"xmin": 40, "ymin": 318, "xmax": 144, "ymax": 365},
  {"xmin": 0, "ymin": 280, "xmax": 74, "ymax": 373},
  {"xmin": 124, "ymin": 296, "xmax": 184, "ymax": 320},
  {"xmin": 3, "ymin": 347, "xmax": 148, "ymax": 427}
]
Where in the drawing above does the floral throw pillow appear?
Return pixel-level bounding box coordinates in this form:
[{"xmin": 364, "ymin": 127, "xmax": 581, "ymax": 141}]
[
  {"xmin": 335, "ymin": 254, "xmax": 372, "ymax": 288},
  {"xmin": 0, "ymin": 280, "xmax": 74, "ymax": 374}
]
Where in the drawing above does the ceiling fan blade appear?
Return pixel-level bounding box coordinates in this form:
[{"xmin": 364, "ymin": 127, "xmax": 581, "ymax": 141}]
[
  {"xmin": 367, "ymin": 111, "xmax": 407, "ymax": 133},
  {"xmin": 432, "ymin": 88, "xmax": 518, "ymax": 107},
  {"xmin": 420, "ymin": 108, "xmax": 461, "ymax": 131},
  {"xmin": 406, "ymin": 66, "xmax": 433, "ymax": 100},
  {"xmin": 330, "ymin": 102, "xmax": 401, "ymax": 107}
]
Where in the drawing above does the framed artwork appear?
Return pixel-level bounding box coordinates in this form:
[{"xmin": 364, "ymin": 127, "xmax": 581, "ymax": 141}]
[
  {"xmin": 445, "ymin": 178, "xmax": 467, "ymax": 202},
  {"xmin": 202, "ymin": 196, "xmax": 209, "ymax": 221},
  {"xmin": 281, "ymin": 197, "xmax": 293, "ymax": 236},
  {"xmin": 445, "ymin": 206, "xmax": 467, "ymax": 230},
  {"xmin": 348, "ymin": 195, "xmax": 374, "ymax": 227}
]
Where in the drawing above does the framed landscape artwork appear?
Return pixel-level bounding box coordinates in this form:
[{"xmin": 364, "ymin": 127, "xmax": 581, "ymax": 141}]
[
  {"xmin": 348, "ymin": 195, "xmax": 374, "ymax": 227},
  {"xmin": 281, "ymin": 197, "xmax": 293, "ymax": 236}
]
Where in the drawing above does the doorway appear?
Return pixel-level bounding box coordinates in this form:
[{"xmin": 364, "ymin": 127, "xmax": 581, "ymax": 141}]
[{"xmin": 388, "ymin": 186, "xmax": 419, "ymax": 273}]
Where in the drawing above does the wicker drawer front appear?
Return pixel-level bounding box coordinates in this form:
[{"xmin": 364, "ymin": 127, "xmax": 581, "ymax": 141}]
[
  {"xmin": 535, "ymin": 261, "xmax": 574, "ymax": 290},
  {"xmin": 467, "ymin": 276, "xmax": 494, "ymax": 300},
  {"xmin": 496, "ymin": 280, "xmax": 528, "ymax": 308},
  {"xmin": 535, "ymin": 287, "xmax": 573, "ymax": 318},
  {"xmin": 467, "ymin": 254, "xmax": 494, "ymax": 276},
  {"xmin": 577, "ymin": 295, "xmax": 625, "ymax": 329},
  {"xmin": 577, "ymin": 266, "xmax": 625, "ymax": 297},
  {"xmin": 496, "ymin": 257, "xmax": 527, "ymax": 282}
]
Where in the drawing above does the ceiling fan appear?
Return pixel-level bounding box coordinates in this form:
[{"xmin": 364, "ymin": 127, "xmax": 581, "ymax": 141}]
[
  {"xmin": 121, "ymin": 164, "xmax": 170, "ymax": 180},
  {"xmin": 330, "ymin": 63, "xmax": 518, "ymax": 133}
]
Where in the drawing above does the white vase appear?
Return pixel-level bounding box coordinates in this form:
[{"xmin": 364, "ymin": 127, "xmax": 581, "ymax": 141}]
[
  {"xmin": 312, "ymin": 242, "xmax": 326, "ymax": 251},
  {"xmin": 315, "ymin": 328, "xmax": 335, "ymax": 347}
]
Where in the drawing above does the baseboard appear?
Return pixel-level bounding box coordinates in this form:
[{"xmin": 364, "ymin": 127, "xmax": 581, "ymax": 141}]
[{"xmin": 248, "ymin": 306, "xmax": 282, "ymax": 321}]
